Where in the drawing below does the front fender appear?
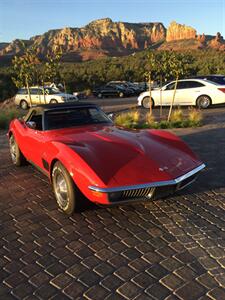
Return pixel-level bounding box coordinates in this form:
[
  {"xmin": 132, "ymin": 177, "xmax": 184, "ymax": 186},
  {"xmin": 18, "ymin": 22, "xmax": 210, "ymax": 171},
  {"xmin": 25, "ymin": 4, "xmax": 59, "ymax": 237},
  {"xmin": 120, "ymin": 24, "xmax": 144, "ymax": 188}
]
[
  {"xmin": 45, "ymin": 142, "xmax": 109, "ymax": 204},
  {"xmin": 148, "ymin": 129, "xmax": 200, "ymax": 161}
]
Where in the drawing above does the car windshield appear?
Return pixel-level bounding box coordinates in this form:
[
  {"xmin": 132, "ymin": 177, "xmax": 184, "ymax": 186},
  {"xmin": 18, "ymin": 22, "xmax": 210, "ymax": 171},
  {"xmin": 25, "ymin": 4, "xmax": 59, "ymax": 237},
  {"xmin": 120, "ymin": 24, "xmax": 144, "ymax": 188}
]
[{"xmin": 45, "ymin": 107, "xmax": 112, "ymax": 130}]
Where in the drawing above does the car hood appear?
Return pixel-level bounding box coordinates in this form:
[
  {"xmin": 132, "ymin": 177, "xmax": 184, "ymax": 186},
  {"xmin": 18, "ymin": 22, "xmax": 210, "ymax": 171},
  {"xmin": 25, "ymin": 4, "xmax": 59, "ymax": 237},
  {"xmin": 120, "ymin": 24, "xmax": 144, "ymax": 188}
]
[{"xmin": 49, "ymin": 125, "xmax": 201, "ymax": 187}]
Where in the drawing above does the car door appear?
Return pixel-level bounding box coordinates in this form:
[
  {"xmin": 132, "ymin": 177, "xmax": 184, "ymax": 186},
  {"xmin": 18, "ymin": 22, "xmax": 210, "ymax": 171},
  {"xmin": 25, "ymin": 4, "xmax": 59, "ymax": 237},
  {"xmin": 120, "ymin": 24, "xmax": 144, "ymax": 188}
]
[
  {"xmin": 37, "ymin": 88, "xmax": 46, "ymax": 104},
  {"xmin": 178, "ymin": 81, "xmax": 206, "ymax": 105},
  {"xmin": 22, "ymin": 111, "xmax": 47, "ymax": 168},
  {"xmin": 104, "ymin": 85, "xmax": 116, "ymax": 96},
  {"xmin": 30, "ymin": 88, "xmax": 42, "ymax": 105},
  {"xmin": 161, "ymin": 82, "xmax": 176, "ymax": 105},
  {"xmin": 171, "ymin": 81, "xmax": 190, "ymax": 105}
]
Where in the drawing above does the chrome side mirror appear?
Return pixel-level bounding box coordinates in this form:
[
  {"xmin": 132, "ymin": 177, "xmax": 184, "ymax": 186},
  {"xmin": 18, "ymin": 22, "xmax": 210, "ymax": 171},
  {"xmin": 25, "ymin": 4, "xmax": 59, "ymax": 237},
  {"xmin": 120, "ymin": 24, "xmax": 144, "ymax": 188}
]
[{"xmin": 26, "ymin": 121, "xmax": 36, "ymax": 129}]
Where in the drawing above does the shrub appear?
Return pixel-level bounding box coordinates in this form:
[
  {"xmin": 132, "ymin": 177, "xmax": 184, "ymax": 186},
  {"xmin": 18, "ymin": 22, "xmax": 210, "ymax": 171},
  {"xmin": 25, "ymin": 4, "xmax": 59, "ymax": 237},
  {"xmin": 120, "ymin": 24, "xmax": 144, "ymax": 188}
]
[
  {"xmin": 0, "ymin": 108, "xmax": 22, "ymax": 129},
  {"xmin": 188, "ymin": 108, "xmax": 203, "ymax": 126},
  {"xmin": 170, "ymin": 108, "xmax": 184, "ymax": 123},
  {"xmin": 115, "ymin": 107, "xmax": 203, "ymax": 130},
  {"xmin": 0, "ymin": 113, "xmax": 8, "ymax": 129},
  {"xmin": 115, "ymin": 110, "xmax": 140, "ymax": 128},
  {"xmin": 145, "ymin": 112, "xmax": 155, "ymax": 126}
]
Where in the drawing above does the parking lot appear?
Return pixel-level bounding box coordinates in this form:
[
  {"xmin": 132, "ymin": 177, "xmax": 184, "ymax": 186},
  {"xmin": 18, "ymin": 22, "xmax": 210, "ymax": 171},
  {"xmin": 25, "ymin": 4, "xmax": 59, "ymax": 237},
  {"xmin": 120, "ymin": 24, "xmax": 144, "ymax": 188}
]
[{"xmin": 1, "ymin": 103, "xmax": 225, "ymax": 300}]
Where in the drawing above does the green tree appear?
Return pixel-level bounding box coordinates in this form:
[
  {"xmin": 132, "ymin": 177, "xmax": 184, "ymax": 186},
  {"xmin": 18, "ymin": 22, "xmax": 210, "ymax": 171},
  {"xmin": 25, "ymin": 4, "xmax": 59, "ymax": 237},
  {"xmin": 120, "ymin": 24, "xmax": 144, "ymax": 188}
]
[
  {"xmin": 167, "ymin": 52, "xmax": 190, "ymax": 121},
  {"xmin": 145, "ymin": 51, "xmax": 157, "ymax": 116},
  {"xmin": 12, "ymin": 43, "xmax": 38, "ymax": 104},
  {"xmin": 43, "ymin": 48, "xmax": 62, "ymax": 84}
]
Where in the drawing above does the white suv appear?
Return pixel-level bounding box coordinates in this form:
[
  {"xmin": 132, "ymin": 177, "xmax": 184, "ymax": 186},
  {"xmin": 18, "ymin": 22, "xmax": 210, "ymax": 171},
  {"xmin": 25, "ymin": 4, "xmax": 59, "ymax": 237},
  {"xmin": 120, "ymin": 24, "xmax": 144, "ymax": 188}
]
[{"xmin": 15, "ymin": 86, "xmax": 78, "ymax": 109}]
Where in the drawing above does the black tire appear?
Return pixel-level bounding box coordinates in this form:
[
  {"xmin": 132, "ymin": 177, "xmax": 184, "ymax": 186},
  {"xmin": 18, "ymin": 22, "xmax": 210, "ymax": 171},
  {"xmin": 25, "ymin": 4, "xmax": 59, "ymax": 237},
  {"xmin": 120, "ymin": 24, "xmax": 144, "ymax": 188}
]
[
  {"xmin": 97, "ymin": 93, "xmax": 102, "ymax": 99},
  {"xmin": 50, "ymin": 99, "xmax": 58, "ymax": 104},
  {"xmin": 52, "ymin": 161, "xmax": 77, "ymax": 215},
  {"xmin": 142, "ymin": 97, "xmax": 154, "ymax": 109},
  {"xmin": 119, "ymin": 92, "xmax": 124, "ymax": 98},
  {"xmin": 9, "ymin": 135, "xmax": 26, "ymax": 166},
  {"xmin": 20, "ymin": 100, "xmax": 29, "ymax": 110},
  {"xmin": 196, "ymin": 95, "xmax": 211, "ymax": 109}
]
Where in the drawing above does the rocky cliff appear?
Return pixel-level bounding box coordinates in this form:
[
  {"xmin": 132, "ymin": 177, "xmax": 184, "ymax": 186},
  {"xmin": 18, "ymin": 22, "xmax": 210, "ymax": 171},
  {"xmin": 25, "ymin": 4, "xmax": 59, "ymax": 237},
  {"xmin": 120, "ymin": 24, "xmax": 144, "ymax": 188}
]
[
  {"xmin": 0, "ymin": 19, "xmax": 224, "ymax": 63},
  {"xmin": 166, "ymin": 21, "xmax": 196, "ymax": 42},
  {"xmin": 162, "ymin": 21, "xmax": 225, "ymax": 51},
  {"xmin": 0, "ymin": 18, "xmax": 166, "ymax": 60},
  {"xmin": 208, "ymin": 32, "xmax": 225, "ymax": 50}
]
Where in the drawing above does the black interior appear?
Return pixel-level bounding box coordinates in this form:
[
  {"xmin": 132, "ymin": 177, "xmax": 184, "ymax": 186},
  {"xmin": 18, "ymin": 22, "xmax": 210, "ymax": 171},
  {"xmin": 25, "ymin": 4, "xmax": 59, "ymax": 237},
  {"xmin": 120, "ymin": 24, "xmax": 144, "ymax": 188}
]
[{"xmin": 29, "ymin": 114, "xmax": 43, "ymax": 131}]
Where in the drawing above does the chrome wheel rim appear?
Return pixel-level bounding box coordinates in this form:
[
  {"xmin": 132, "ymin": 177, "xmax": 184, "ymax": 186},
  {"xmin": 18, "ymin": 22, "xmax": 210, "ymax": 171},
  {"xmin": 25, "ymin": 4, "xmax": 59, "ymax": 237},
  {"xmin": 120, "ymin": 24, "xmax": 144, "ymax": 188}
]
[
  {"xmin": 9, "ymin": 137, "xmax": 17, "ymax": 164},
  {"xmin": 55, "ymin": 172, "xmax": 68, "ymax": 209},
  {"xmin": 143, "ymin": 97, "xmax": 150, "ymax": 108},
  {"xmin": 21, "ymin": 101, "xmax": 27, "ymax": 109},
  {"xmin": 200, "ymin": 97, "xmax": 210, "ymax": 108}
]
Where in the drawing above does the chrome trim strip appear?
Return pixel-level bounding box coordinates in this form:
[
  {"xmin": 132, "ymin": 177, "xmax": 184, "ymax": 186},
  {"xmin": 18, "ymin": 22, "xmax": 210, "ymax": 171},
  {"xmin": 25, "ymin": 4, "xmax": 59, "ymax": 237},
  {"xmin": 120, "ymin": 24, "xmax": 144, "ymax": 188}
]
[{"xmin": 88, "ymin": 163, "xmax": 205, "ymax": 193}]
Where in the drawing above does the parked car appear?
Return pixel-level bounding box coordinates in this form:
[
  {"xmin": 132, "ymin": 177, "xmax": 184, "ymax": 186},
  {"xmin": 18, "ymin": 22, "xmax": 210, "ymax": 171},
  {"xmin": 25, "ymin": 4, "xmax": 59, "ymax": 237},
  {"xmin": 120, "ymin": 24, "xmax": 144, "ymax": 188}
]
[
  {"xmin": 189, "ymin": 75, "xmax": 225, "ymax": 85},
  {"xmin": 108, "ymin": 81, "xmax": 140, "ymax": 95},
  {"xmin": 138, "ymin": 79, "xmax": 225, "ymax": 109},
  {"xmin": 8, "ymin": 102, "xmax": 205, "ymax": 215},
  {"xmin": 15, "ymin": 86, "xmax": 78, "ymax": 109},
  {"xmin": 93, "ymin": 83, "xmax": 134, "ymax": 98}
]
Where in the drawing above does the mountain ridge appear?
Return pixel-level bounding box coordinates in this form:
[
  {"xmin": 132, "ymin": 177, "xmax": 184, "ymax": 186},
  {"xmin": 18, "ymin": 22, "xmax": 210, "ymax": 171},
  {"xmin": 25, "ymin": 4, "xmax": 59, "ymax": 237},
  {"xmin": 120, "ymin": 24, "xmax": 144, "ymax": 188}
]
[{"xmin": 0, "ymin": 18, "xmax": 224, "ymax": 62}]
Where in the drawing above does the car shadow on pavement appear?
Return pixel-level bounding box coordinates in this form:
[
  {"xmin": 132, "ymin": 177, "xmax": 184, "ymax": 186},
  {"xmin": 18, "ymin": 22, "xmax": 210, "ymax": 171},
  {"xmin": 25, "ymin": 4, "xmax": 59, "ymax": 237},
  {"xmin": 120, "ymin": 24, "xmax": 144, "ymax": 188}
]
[{"xmin": 176, "ymin": 126, "xmax": 225, "ymax": 196}]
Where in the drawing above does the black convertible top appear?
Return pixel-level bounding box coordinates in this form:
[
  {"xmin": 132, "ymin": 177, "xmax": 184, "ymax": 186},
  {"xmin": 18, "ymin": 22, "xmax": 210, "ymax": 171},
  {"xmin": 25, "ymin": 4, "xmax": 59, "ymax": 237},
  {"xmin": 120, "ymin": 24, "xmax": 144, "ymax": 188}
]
[
  {"xmin": 35, "ymin": 101, "xmax": 98, "ymax": 111},
  {"xmin": 24, "ymin": 102, "xmax": 98, "ymax": 122}
]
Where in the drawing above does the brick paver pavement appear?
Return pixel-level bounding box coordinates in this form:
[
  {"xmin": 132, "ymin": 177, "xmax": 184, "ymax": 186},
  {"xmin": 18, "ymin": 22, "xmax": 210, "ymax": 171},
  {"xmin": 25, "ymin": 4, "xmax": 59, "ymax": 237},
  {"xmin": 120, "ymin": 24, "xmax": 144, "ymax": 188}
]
[{"xmin": 1, "ymin": 118, "xmax": 225, "ymax": 300}]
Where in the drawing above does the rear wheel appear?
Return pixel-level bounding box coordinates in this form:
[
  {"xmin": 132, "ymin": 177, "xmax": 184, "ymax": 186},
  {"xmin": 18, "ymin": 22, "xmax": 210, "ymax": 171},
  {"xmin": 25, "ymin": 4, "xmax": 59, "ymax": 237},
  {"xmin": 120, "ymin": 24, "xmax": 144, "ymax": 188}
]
[
  {"xmin": 20, "ymin": 100, "xmax": 29, "ymax": 110},
  {"xmin": 9, "ymin": 135, "xmax": 26, "ymax": 166},
  {"xmin": 196, "ymin": 95, "xmax": 211, "ymax": 109},
  {"xmin": 50, "ymin": 99, "xmax": 58, "ymax": 104},
  {"xmin": 52, "ymin": 161, "xmax": 77, "ymax": 215},
  {"xmin": 142, "ymin": 97, "xmax": 154, "ymax": 109}
]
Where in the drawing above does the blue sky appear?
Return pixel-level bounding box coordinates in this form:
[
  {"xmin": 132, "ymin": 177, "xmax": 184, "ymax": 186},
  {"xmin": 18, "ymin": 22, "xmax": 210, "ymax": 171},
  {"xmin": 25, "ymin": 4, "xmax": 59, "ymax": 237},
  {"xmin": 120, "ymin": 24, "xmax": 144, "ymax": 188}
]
[{"xmin": 0, "ymin": 0, "xmax": 224, "ymax": 42}]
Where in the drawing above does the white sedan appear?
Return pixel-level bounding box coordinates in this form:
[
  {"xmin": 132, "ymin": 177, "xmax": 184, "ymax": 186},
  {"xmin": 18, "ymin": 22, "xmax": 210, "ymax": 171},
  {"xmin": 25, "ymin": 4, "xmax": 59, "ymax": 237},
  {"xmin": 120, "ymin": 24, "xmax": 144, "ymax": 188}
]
[{"xmin": 137, "ymin": 79, "xmax": 225, "ymax": 109}]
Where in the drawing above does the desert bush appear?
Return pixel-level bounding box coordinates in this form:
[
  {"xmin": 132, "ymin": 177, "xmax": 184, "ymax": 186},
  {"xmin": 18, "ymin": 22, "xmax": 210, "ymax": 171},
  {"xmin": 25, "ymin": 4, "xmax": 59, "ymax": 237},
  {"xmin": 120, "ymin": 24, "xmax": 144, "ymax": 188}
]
[
  {"xmin": 0, "ymin": 108, "xmax": 22, "ymax": 129},
  {"xmin": 170, "ymin": 108, "xmax": 184, "ymax": 123},
  {"xmin": 187, "ymin": 108, "xmax": 203, "ymax": 126},
  {"xmin": 145, "ymin": 112, "xmax": 155, "ymax": 126},
  {"xmin": 115, "ymin": 107, "xmax": 203, "ymax": 130},
  {"xmin": 115, "ymin": 110, "xmax": 140, "ymax": 128}
]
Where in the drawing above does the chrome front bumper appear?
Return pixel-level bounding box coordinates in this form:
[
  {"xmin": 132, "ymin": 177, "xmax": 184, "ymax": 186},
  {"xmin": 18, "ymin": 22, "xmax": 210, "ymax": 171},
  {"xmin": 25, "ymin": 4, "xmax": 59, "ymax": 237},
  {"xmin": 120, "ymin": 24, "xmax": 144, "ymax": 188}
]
[
  {"xmin": 88, "ymin": 164, "xmax": 205, "ymax": 193},
  {"xmin": 88, "ymin": 164, "xmax": 205, "ymax": 204}
]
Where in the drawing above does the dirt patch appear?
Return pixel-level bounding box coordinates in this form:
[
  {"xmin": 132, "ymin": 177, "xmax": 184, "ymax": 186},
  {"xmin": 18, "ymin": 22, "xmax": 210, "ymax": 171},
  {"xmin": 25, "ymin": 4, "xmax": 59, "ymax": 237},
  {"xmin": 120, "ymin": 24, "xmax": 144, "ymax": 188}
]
[{"xmin": 0, "ymin": 97, "xmax": 16, "ymax": 111}]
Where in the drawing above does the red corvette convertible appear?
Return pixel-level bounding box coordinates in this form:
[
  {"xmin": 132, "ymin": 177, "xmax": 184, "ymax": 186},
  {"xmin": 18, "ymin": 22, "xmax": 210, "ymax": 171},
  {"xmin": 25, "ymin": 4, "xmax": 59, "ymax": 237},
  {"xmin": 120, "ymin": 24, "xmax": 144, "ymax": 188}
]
[{"xmin": 8, "ymin": 102, "xmax": 205, "ymax": 214}]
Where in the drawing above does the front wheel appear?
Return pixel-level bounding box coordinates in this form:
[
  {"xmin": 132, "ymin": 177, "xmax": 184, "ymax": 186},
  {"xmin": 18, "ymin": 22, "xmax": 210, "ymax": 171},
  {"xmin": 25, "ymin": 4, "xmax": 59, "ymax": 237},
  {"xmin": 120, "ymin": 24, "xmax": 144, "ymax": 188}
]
[
  {"xmin": 9, "ymin": 135, "xmax": 26, "ymax": 166},
  {"xmin": 52, "ymin": 161, "xmax": 77, "ymax": 215},
  {"xmin": 196, "ymin": 96, "xmax": 211, "ymax": 109},
  {"xmin": 142, "ymin": 97, "xmax": 154, "ymax": 109}
]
